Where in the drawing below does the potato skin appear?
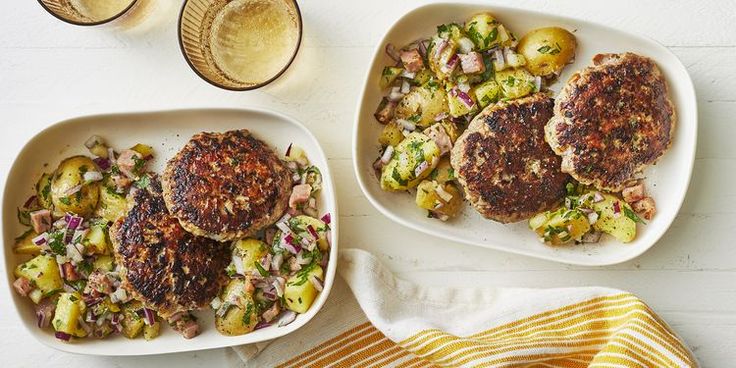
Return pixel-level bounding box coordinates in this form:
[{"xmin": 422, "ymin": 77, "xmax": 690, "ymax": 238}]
[
  {"xmin": 215, "ymin": 278, "xmax": 258, "ymax": 336},
  {"xmin": 50, "ymin": 155, "xmax": 100, "ymax": 216},
  {"xmin": 517, "ymin": 27, "xmax": 577, "ymax": 76}
]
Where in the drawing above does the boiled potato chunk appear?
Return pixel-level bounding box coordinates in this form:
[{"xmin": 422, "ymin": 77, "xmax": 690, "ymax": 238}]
[
  {"xmin": 15, "ymin": 254, "xmax": 63, "ymax": 296},
  {"xmin": 395, "ymin": 86, "xmax": 448, "ymax": 129},
  {"xmin": 380, "ymin": 133, "xmax": 441, "ymax": 191},
  {"xmin": 379, "ymin": 66, "xmax": 403, "ymax": 89},
  {"xmin": 233, "ymin": 238, "xmax": 268, "ymax": 275},
  {"xmin": 284, "ymin": 265, "xmax": 324, "ymax": 314},
  {"xmin": 50, "ymin": 156, "xmax": 100, "ymax": 216},
  {"xmin": 464, "ymin": 13, "xmax": 514, "ymax": 51},
  {"xmin": 121, "ymin": 301, "xmax": 145, "ymax": 339},
  {"xmin": 529, "ymin": 208, "xmax": 591, "ymax": 245},
  {"xmin": 288, "ymin": 215, "xmax": 330, "ymax": 251},
  {"xmin": 517, "ymin": 27, "xmax": 577, "ymax": 76},
  {"xmin": 93, "ymin": 255, "xmax": 114, "ymax": 272},
  {"xmin": 473, "ymin": 79, "xmax": 501, "ymax": 108},
  {"xmin": 378, "ymin": 121, "xmax": 404, "ymax": 147},
  {"xmin": 83, "ymin": 223, "xmax": 109, "ymax": 255},
  {"xmin": 14, "ymin": 229, "xmax": 41, "ymax": 255},
  {"xmin": 95, "ymin": 179, "xmax": 129, "ymax": 222},
  {"xmin": 495, "ymin": 68, "xmax": 536, "ymax": 99},
  {"xmin": 215, "ymin": 278, "xmax": 258, "ymax": 336},
  {"xmin": 591, "ymin": 193, "xmax": 637, "ymax": 243},
  {"xmin": 415, "ymin": 180, "xmax": 463, "ymax": 219},
  {"xmin": 429, "ymin": 157, "xmax": 455, "ymax": 184},
  {"xmin": 143, "ymin": 320, "xmax": 161, "ymax": 341},
  {"xmin": 36, "ymin": 173, "xmax": 53, "ymax": 209},
  {"xmin": 52, "ymin": 292, "xmax": 87, "ymax": 337}
]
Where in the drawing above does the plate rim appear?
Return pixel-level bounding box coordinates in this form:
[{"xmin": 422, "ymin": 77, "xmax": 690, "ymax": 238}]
[
  {"xmin": 1, "ymin": 107, "xmax": 340, "ymax": 355},
  {"xmin": 351, "ymin": 1, "xmax": 698, "ymax": 266}
]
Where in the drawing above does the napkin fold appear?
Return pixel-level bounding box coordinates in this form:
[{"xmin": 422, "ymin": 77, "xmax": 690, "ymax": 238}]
[{"xmin": 234, "ymin": 249, "xmax": 697, "ymax": 367}]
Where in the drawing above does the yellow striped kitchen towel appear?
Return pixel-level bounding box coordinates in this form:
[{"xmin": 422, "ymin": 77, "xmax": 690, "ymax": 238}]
[{"xmin": 233, "ymin": 249, "xmax": 697, "ymax": 367}]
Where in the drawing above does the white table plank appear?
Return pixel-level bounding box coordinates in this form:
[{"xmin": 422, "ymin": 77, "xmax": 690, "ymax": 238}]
[{"xmin": 0, "ymin": 0, "xmax": 734, "ymax": 367}]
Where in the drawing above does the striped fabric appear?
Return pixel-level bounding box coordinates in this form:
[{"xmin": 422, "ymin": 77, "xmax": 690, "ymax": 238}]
[{"xmin": 235, "ymin": 249, "xmax": 697, "ymax": 367}]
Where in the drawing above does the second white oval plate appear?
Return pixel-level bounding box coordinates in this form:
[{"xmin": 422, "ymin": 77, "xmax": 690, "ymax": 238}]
[
  {"xmin": 353, "ymin": 3, "xmax": 697, "ymax": 266},
  {"xmin": 2, "ymin": 108, "xmax": 338, "ymax": 355}
]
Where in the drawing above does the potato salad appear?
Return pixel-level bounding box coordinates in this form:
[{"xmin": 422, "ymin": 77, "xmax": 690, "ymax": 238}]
[{"xmin": 373, "ymin": 12, "xmax": 577, "ymax": 221}]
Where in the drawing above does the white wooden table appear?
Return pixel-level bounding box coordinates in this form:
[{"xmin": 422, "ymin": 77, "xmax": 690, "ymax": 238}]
[{"xmin": 1, "ymin": 0, "xmax": 734, "ymax": 366}]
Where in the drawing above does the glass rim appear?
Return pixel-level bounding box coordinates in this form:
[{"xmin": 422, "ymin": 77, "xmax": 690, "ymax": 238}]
[
  {"xmin": 177, "ymin": 0, "xmax": 304, "ymax": 91},
  {"xmin": 37, "ymin": 0, "xmax": 139, "ymax": 26}
]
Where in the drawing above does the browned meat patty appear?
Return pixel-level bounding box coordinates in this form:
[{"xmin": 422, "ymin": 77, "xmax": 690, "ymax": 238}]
[
  {"xmin": 451, "ymin": 93, "xmax": 570, "ymax": 223},
  {"xmin": 162, "ymin": 130, "xmax": 292, "ymax": 241},
  {"xmin": 546, "ymin": 53, "xmax": 676, "ymax": 192},
  {"xmin": 110, "ymin": 175, "xmax": 229, "ymax": 318}
]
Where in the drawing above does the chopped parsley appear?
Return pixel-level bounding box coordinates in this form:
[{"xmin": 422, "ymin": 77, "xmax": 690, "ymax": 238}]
[
  {"xmin": 59, "ymin": 197, "xmax": 71, "ymax": 206},
  {"xmin": 48, "ymin": 231, "xmax": 66, "ymax": 255},
  {"xmin": 537, "ymin": 43, "xmax": 562, "ymax": 55},
  {"xmin": 254, "ymin": 261, "xmax": 269, "ymax": 277},
  {"xmin": 134, "ymin": 175, "xmax": 151, "ymax": 189},
  {"xmin": 623, "ymin": 206, "xmax": 646, "ymax": 224}
]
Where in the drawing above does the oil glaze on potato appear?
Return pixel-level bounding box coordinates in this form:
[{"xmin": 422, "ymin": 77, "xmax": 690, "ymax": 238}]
[
  {"xmin": 517, "ymin": 27, "xmax": 577, "ymax": 76},
  {"xmin": 50, "ymin": 155, "xmax": 100, "ymax": 216}
]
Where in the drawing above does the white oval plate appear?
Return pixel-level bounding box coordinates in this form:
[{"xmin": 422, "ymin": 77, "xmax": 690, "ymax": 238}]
[
  {"xmin": 2, "ymin": 108, "xmax": 338, "ymax": 355},
  {"xmin": 353, "ymin": 3, "xmax": 697, "ymax": 266}
]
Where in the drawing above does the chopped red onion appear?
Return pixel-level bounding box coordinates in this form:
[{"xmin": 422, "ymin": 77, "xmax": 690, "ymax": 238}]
[
  {"xmin": 534, "ymin": 76, "xmax": 542, "ymax": 92},
  {"xmin": 613, "ymin": 201, "xmax": 622, "ymax": 216},
  {"xmin": 388, "ymin": 86, "xmax": 404, "ymax": 102},
  {"xmin": 285, "ymin": 143, "xmax": 293, "ymax": 157},
  {"xmin": 400, "ymin": 80, "xmax": 411, "ymax": 94},
  {"xmin": 442, "ymin": 54, "xmax": 459, "ymax": 73},
  {"xmin": 63, "ymin": 184, "xmax": 82, "ymax": 197},
  {"xmin": 282, "ymin": 234, "xmax": 301, "ymax": 254},
  {"xmin": 83, "ymin": 171, "xmax": 103, "ymax": 183},
  {"xmin": 262, "ymin": 291, "xmax": 277, "ymax": 301},
  {"xmin": 458, "ymin": 82, "xmax": 471, "ymax": 93},
  {"xmin": 306, "ymin": 225, "xmax": 319, "ymax": 239},
  {"xmin": 278, "ymin": 311, "xmax": 297, "ymax": 327},
  {"xmin": 93, "ymin": 157, "xmax": 111, "ymax": 171},
  {"xmin": 77, "ymin": 316, "xmax": 92, "ymax": 335},
  {"xmin": 320, "ymin": 213, "xmax": 331, "ymax": 225},
  {"xmin": 55, "ymin": 331, "xmax": 72, "ymax": 341},
  {"xmin": 587, "ymin": 212, "xmax": 599, "ymax": 225},
  {"xmin": 254, "ymin": 321, "xmax": 271, "ymax": 330},
  {"xmin": 232, "ymin": 255, "xmax": 245, "ymax": 275},
  {"xmin": 143, "ymin": 308, "xmax": 156, "ymax": 326},
  {"xmin": 455, "ymin": 89, "xmax": 475, "ymax": 109},
  {"xmin": 309, "ymin": 275, "xmax": 324, "ymax": 292},
  {"xmin": 272, "ymin": 277, "xmax": 285, "ymax": 297},
  {"xmin": 593, "ymin": 192, "xmax": 604, "ymax": 203},
  {"xmin": 271, "ymin": 252, "xmax": 284, "ymax": 271},
  {"xmin": 320, "ymin": 252, "xmax": 330, "ymax": 268},
  {"xmin": 107, "ymin": 148, "xmax": 116, "ymax": 161},
  {"xmin": 434, "ymin": 39, "xmax": 448, "ymax": 58},
  {"xmin": 66, "ymin": 214, "xmax": 83, "ymax": 230},
  {"xmin": 295, "ymin": 251, "xmax": 312, "ymax": 265},
  {"xmin": 23, "ymin": 195, "xmax": 38, "ymax": 209},
  {"xmin": 276, "ymin": 221, "xmax": 292, "ymax": 236},
  {"xmin": 32, "ymin": 233, "xmax": 48, "ymax": 246},
  {"xmin": 400, "ymin": 70, "xmax": 416, "ymax": 79},
  {"xmin": 434, "ymin": 112, "xmax": 448, "ymax": 121},
  {"xmin": 414, "ymin": 161, "xmax": 429, "ymax": 177},
  {"xmin": 398, "ymin": 119, "xmax": 416, "ymax": 131},
  {"xmin": 380, "ymin": 146, "xmax": 395, "ymax": 164},
  {"xmin": 385, "ymin": 43, "xmax": 400, "ymax": 62}
]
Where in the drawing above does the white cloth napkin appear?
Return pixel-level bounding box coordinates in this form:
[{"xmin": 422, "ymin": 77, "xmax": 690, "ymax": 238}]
[{"xmin": 233, "ymin": 249, "xmax": 697, "ymax": 367}]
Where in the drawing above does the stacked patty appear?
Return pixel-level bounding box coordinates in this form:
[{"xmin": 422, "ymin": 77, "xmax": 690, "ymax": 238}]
[
  {"xmin": 110, "ymin": 175, "xmax": 230, "ymax": 317},
  {"xmin": 451, "ymin": 93, "xmax": 570, "ymax": 223},
  {"xmin": 162, "ymin": 130, "xmax": 293, "ymax": 241},
  {"xmin": 545, "ymin": 53, "xmax": 676, "ymax": 191}
]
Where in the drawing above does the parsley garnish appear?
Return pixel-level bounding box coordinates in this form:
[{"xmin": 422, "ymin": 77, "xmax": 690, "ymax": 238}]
[
  {"xmin": 134, "ymin": 175, "xmax": 151, "ymax": 189},
  {"xmin": 537, "ymin": 43, "xmax": 562, "ymax": 55},
  {"xmin": 254, "ymin": 261, "xmax": 269, "ymax": 277},
  {"xmin": 59, "ymin": 197, "xmax": 71, "ymax": 205},
  {"xmin": 623, "ymin": 206, "xmax": 646, "ymax": 224},
  {"xmin": 48, "ymin": 231, "xmax": 66, "ymax": 255}
]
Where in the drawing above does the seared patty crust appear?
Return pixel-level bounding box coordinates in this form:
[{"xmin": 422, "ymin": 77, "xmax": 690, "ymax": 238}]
[
  {"xmin": 451, "ymin": 93, "xmax": 570, "ymax": 223},
  {"xmin": 110, "ymin": 175, "xmax": 229, "ymax": 318},
  {"xmin": 546, "ymin": 53, "xmax": 676, "ymax": 192},
  {"xmin": 162, "ymin": 130, "xmax": 292, "ymax": 241}
]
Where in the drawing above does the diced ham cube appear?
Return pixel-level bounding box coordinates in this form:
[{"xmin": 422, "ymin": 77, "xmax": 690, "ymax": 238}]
[
  {"xmin": 632, "ymin": 197, "xmax": 656, "ymax": 221},
  {"xmin": 112, "ymin": 174, "xmax": 132, "ymax": 191},
  {"xmin": 423, "ymin": 124, "xmax": 453, "ymax": 155},
  {"xmin": 289, "ymin": 184, "xmax": 312, "ymax": 209},
  {"xmin": 459, "ymin": 52, "xmax": 485, "ymax": 74},
  {"xmin": 180, "ymin": 320, "xmax": 200, "ymax": 339},
  {"xmin": 30, "ymin": 209, "xmax": 52, "ymax": 234},
  {"xmin": 622, "ymin": 182, "xmax": 646, "ymax": 203},
  {"xmin": 374, "ymin": 98, "xmax": 397, "ymax": 124},
  {"xmin": 117, "ymin": 149, "xmax": 144, "ymax": 179},
  {"xmin": 262, "ymin": 302, "xmax": 281, "ymax": 323},
  {"xmin": 13, "ymin": 277, "xmax": 33, "ymax": 297},
  {"xmin": 62, "ymin": 263, "xmax": 80, "ymax": 281},
  {"xmin": 400, "ymin": 49, "xmax": 424, "ymax": 72}
]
